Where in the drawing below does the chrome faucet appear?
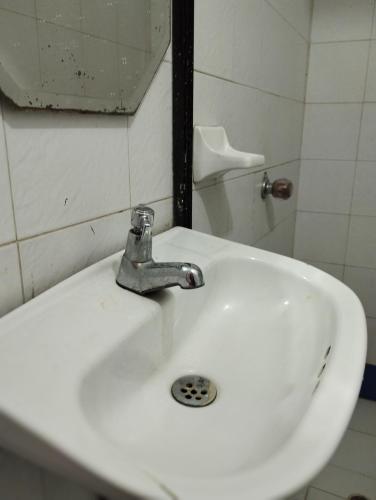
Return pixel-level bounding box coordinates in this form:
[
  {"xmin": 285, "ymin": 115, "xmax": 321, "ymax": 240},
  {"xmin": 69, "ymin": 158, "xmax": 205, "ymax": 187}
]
[{"xmin": 116, "ymin": 205, "xmax": 205, "ymax": 294}]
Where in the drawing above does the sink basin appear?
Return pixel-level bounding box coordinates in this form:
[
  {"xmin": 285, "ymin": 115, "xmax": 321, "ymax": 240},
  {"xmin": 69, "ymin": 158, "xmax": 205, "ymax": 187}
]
[{"xmin": 0, "ymin": 227, "xmax": 366, "ymax": 500}]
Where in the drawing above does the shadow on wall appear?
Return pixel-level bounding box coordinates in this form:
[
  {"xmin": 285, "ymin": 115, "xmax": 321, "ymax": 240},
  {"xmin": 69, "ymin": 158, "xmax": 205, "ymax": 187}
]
[{"xmin": 195, "ymin": 177, "xmax": 276, "ymax": 244}]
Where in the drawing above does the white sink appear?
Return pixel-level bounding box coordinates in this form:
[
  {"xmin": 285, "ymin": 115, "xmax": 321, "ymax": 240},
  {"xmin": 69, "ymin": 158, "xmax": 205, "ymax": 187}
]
[{"xmin": 0, "ymin": 227, "xmax": 367, "ymax": 500}]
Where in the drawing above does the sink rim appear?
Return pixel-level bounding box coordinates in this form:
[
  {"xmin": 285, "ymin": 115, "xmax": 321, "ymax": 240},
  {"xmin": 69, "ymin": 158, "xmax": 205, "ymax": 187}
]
[{"xmin": 0, "ymin": 227, "xmax": 367, "ymax": 500}]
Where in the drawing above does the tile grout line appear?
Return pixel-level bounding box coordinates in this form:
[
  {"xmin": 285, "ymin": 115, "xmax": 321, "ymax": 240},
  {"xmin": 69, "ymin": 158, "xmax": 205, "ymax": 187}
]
[
  {"xmin": 294, "ymin": 1, "xmax": 315, "ymax": 260},
  {"xmin": 193, "ymin": 69, "xmax": 306, "ymax": 104},
  {"xmin": 194, "ymin": 159, "xmax": 300, "ymax": 193},
  {"xmin": 299, "ymin": 210, "xmax": 376, "ymax": 219},
  {"xmin": 253, "ymin": 211, "xmax": 296, "ymax": 246},
  {"xmin": 264, "ymin": 0, "xmax": 310, "ymax": 44},
  {"xmin": 343, "ymin": 0, "xmax": 376, "ymax": 272},
  {"xmin": 125, "ymin": 115, "xmax": 132, "ymax": 208},
  {"xmin": 0, "ymin": 103, "xmax": 26, "ymax": 303},
  {"xmin": 13, "ymin": 195, "xmax": 173, "ymax": 245}
]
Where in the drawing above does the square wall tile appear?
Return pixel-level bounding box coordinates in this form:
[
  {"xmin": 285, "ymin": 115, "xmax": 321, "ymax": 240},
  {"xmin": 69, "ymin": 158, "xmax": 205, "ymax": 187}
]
[
  {"xmin": 195, "ymin": 0, "xmax": 236, "ymax": 79},
  {"xmin": 129, "ymin": 62, "xmax": 172, "ymax": 205},
  {"xmin": 358, "ymin": 103, "xmax": 376, "ymax": 161},
  {"xmin": 3, "ymin": 106, "xmax": 130, "ymax": 238},
  {"xmin": 192, "ymin": 174, "xmax": 255, "ymax": 245},
  {"xmin": 267, "ymin": 0, "xmax": 312, "ymax": 40},
  {"xmin": 232, "ymin": 0, "xmax": 264, "ymax": 88},
  {"xmin": 350, "ymin": 397, "xmax": 376, "ymax": 436},
  {"xmin": 365, "ymin": 41, "xmax": 376, "ymax": 101},
  {"xmin": 306, "ymin": 488, "xmax": 344, "ymax": 500},
  {"xmin": 254, "ymin": 213, "xmax": 296, "ymax": 257},
  {"xmin": 366, "ymin": 317, "xmax": 376, "ymax": 364},
  {"xmin": 287, "ymin": 488, "xmax": 307, "ymax": 500},
  {"xmin": 42, "ymin": 470, "xmax": 94, "ymax": 500},
  {"xmin": 344, "ymin": 266, "xmax": 376, "ymax": 318},
  {"xmin": 311, "ymin": 0, "xmax": 374, "ymax": 43},
  {"xmin": 311, "ymin": 462, "xmax": 376, "ymax": 500},
  {"xmin": 298, "ymin": 160, "xmax": 355, "ymax": 214},
  {"xmin": 260, "ymin": 3, "xmax": 308, "ymax": 101},
  {"xmin": 302, "ymin": 104, "xmax": 362, "ymax": 160},
  {"xmin": 331, "ymin": 429, "xmax": 376, "ymax": 479},
  {"xmin": 194, "ymin": 0, "xmax": 235, "ymax": 80},
  {"xmin": 0, "ymin": 449, "xmax": 43, "ymax": 500},
  {"xmin": 265, "ymin": 96, "xmax": 304, "ymax": 166},
  {"xmin": 346, "ymin": 216, "xmax": 376, "ymax": 268},
  {"xmin": 294, "ymin": 212, "xmax": 349, "ymax": 264},
  {"xmin": 19, "ymin": 210, "xmax": 130, "ymax": 301},
  {"xmin": 352, "ymin": 162, "xmax": 376, "ymax": 216},
  {"xmin": 0, "ymin": 243, "xmax": 23, "ymax": 317},
  {"xmin": 0, "ymin": 105, "xmax": 15, "ymax": 245},
  {"xmin": 306, "ymin": 42, "xmax": 369, "ymax": 103},
  {"xmin": 304, "ymin": 261, "xmax": 344, "ymax": 281}
]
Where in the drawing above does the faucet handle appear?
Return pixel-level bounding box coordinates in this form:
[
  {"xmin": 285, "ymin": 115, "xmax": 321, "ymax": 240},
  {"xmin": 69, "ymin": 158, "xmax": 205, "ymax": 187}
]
[{"xmin": 131, "ymin": 205, "xmax": 155, "ymax": 234}]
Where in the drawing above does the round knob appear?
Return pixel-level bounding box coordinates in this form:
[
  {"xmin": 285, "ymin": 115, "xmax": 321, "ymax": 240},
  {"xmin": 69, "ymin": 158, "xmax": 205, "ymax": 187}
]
[
  {"xmin": 271, "ymin": 178, "xmax": 293, "ymax": 200},
  {"xmin": 131, "ymin": 205, "xmax": 155, "ymax": 231},
  {"xmin": 261, "ymin": 172, "xmax": 293, "ymax": 200}
]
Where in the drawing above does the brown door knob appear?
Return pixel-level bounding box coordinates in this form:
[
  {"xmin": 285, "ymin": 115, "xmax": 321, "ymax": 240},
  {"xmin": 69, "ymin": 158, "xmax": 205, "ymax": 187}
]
[
  {"xmin": 271, "ymin": 178, "xmax": 293, "ymax": 200},
  {"xmin": 261, "ymin": 172, "xmax": 294, "ymax": 200}
]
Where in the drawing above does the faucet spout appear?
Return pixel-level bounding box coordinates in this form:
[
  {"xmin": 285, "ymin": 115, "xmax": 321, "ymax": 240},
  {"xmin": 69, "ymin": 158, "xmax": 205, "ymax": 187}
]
[{"xmin": 116, "ymin": 205, "xmax": 205, "ymax": 295}]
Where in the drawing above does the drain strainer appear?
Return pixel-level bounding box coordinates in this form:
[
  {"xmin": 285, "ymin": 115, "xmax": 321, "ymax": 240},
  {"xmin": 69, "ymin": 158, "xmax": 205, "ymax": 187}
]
[{"xmin": 171, "ymin": 375, "xmax": 217, "ymax": 407}]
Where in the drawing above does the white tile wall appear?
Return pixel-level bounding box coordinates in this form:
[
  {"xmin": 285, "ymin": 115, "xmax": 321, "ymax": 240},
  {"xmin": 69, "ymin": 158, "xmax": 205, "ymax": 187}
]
[
  {"xmin": 365, "ymin": 40, "xmax": 376, "ymax": 100},
  {"xmin": 128, "ymin": 62, "xmax": 172, "ymax": 206},
  {"xmin": 352, "ymin": 162, "xmax": 376, "ymax": 215},
  {"xmin": 358, "ymin": 103, "xmax": 376, "ymax": 161},
  {"xmin": 4, "ymin": 106, "xmax": 130, "ymax": 238},
  {"xmin": 0, "ymin": 449, "xmax": 43, "ymax": 500},
  {"xmin": 0, "ymin": 105, "xmax": 15, "ymax": 245},
  {"xmin": 267, "ymin": 0, "xmax": 312, "ymax": 40},
  {"xmin": 0, "ymin": 56, "xmax": 175, "ymax": 322},
  {"xmin": 296, "ymin": 0, "xmax": 376, "ymax": 357},
  {"xmin": 259, "ymin": 4, "xmax": 308, "ymax": 101},
  {"xmin": 0, "ymin": 243, "xmax": 23, "ymax": 316},
  {"xmin": 346, "ymin": 216, "xmax": 376, "ymax": 268},
  {"xmin": 311, "ymin": 0, "xmax": 374, "ymax": 43},
  {"xmin": 306, "ymin": 41, "xmax": 369, "ymax": 103},
  {"xmin": 332, "ymin": 429, "xmax": 376, "ymax": 478},
  {"xmin": 302, "ymin": 104, "xmax": 362, "ymax": 160},
  {"xmin": 194, "ymin": 0, "xmax": 310, "ymax": 102},
  {"xmin": 344, "ymin": 266, "xmax": 376, "ymax": 318},
  {"xmin": 294, "ymin": 212, "xmax": 349, "ymax": 263},
  {"xmin": 304, "ymin": 261, "xmax": 344, "ymax": 281},
  {"xmin": 19, "ymin": 210, "xmax": 130, "ymax": 300},
  {"xmin": 298, "ymin": 160, "xmax": 355, "ymax": 214},
  {"xmin": 301, "ymin": 398, "xmax": 376, "ymax": 500}
]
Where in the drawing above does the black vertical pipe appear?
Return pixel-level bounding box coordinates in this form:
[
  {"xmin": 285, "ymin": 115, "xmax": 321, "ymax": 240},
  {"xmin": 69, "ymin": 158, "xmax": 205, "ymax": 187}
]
[{"xmin": 172, "ymin": 0, "xmax": 194, "ymax": 228}]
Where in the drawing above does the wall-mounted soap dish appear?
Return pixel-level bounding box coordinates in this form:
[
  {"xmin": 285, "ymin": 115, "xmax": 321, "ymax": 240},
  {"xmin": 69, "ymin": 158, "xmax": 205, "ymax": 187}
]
[{"xmin": 193, "ymin": 126, "xmax": 265, "ymax": 183}]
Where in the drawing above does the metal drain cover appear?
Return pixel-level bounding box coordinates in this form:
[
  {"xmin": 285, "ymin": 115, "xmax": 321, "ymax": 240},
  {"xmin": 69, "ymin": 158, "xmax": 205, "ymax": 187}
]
[{"xmin": 171, "ymin": 375, "xmax": 217, "ymax": 407}]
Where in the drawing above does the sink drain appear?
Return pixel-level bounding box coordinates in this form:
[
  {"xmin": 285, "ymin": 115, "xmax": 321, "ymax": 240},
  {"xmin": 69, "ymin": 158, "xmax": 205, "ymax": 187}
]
[
  {"xmin": 171, "ymin": 375, "xmax": 217, "ymax": 407},
  {"xmin": 348, "ymin": 496, "xmax": 370, "ymax": 500}
]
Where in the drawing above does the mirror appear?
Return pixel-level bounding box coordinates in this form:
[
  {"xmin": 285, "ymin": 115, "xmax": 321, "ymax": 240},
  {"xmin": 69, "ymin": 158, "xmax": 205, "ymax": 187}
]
[{"xmin": 0, "ymin": 0, "xmax": 170, "ymax": 113}]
